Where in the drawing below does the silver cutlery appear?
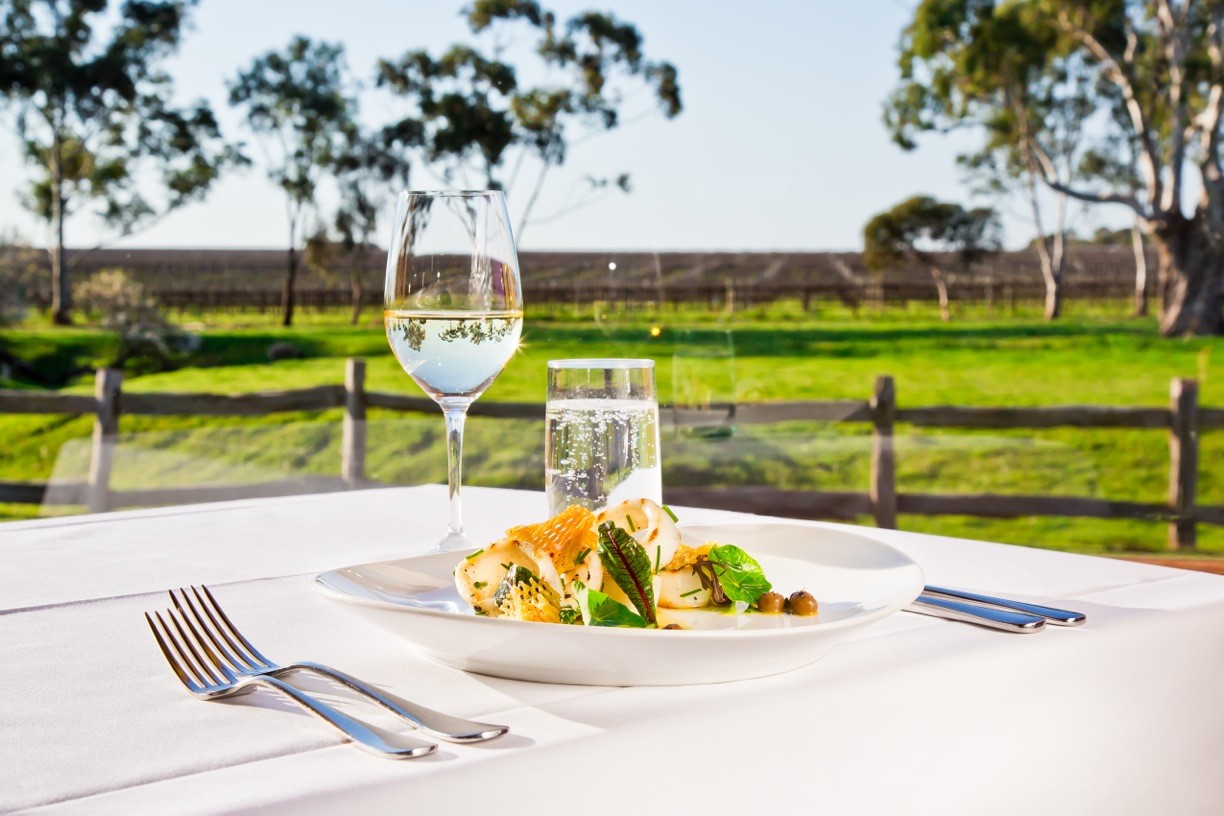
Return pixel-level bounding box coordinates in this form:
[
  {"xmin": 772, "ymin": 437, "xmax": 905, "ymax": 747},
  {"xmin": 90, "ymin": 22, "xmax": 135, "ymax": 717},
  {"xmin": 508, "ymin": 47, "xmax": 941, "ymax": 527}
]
[
  {"xmin": 905, "ymin": 586, "xmax": 1087, "ymax": 633},
  {"xmin": 922, "ymin": 585, "xmax": 1087, "ymax": 626},
  {"xmin": 165, "ymin": 585, "xmax": 508, "ymax": 743},
  {"xmin": 906, "ymin": 593, "xmax": 1047, "ymax": 633},
  {"xmin": 145, "ymin": 604, "xmax": 435, "ymax": 759}
]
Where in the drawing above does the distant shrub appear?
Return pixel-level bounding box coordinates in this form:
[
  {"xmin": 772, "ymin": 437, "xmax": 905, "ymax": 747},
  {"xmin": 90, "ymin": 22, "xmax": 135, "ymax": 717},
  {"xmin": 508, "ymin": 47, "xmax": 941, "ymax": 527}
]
[
  {"xmin": 0, "ymin": 232, "xmax": 39, "ymax": 326},
  {"xmin": 74, "ymin": 269, "xmax": 185, "ymax": 371}
]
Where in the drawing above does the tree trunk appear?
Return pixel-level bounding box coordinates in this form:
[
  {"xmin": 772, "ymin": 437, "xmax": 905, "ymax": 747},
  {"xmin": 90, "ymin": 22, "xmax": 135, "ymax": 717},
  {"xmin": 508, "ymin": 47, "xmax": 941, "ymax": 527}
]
[
  {"xmin": 1156, "ymin": 215, "xmax": 1224, "ymax": 336},
  {"xmin": 282, "ymin": 245, "xmax": 298, "ymax": 327},
  {"xmin": 349, "ymin": 254, "xmax": 363, "ymax": 326},
  {"xmin": 1043, "ymin": 273, "xmax": 1063, "ymax": 320},
  {"xmin": 928, "ymin": 265, "xmax": 951, "ymax": 322},
  {"xmin": 1132, "ymin": 221, "xmax": 1149, "ymax": 317},
  {"xmin": 49, "ymin": 143, "xmax": 69, "ymax": 325}
]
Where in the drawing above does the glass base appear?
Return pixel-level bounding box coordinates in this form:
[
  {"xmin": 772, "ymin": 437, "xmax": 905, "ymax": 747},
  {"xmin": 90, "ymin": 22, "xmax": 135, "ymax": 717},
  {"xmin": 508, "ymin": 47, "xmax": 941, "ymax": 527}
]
[{"xmin": 431, "ymin": 529, "xmax": 473, "ymax": 553}]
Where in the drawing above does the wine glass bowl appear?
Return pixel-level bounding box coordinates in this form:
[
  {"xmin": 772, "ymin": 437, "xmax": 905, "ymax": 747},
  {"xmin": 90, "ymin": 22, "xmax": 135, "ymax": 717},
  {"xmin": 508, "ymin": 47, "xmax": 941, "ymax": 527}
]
[{"xmin": 384, "ymin": 190, "xmax": 523, "ymax": 551}]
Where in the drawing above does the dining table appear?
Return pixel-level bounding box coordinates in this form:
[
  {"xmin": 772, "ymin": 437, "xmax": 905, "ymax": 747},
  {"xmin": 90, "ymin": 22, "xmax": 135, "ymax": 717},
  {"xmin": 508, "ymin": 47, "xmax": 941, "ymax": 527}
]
[{"xmin": 3, "ymin": 483, "xmax": 1224, "ymax": 815}]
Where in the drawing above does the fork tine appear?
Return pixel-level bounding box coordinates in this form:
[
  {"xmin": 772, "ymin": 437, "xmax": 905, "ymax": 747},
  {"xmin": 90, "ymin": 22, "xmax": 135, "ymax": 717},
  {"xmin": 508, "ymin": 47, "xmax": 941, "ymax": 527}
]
[
  {"xmin": 145, "ymin": 612, "xmax": 199, "ymax": 692},
  {"xmin": 191, "ymin": 585, "xmax": 265, "ymax": 670},
  {"xmin": 165, "ymin": 606, "xmax": 227, "ymax": 686},
  {"xmin": 152, "ymin": 610, "xmax": 214, "ymax": 688},
  {"xmin": 198, "ymin": 585, "xmax": 274, "ymax": 668},
  {"xmin": 171, "ymin": 588, "xmax": 245, "ymax": 674}
]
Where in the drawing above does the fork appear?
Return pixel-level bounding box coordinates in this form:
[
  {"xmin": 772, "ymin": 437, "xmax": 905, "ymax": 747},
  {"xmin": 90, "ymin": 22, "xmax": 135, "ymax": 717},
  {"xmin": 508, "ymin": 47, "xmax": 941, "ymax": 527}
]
[
  {"xmin": 145, "ymin": 604, "xmax": 435, "ymax": 759},
  {"xmin": 168, "ymin": 586, "xmax": 508, "ymax": 743}
]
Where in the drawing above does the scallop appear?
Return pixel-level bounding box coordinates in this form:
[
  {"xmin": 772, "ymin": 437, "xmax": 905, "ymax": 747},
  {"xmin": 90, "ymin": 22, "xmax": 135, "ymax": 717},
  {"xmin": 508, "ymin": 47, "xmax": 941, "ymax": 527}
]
[
  {"xmin": 657, "ymin": 568, "xmax": 712, "ymax": 609},
  {"xmin": 454, "ymin": 539, "xmax": 537, "ymax": 617},
  {"xmin": 595, "ymin": 498, "xmax": 683, "ymax": 578}
]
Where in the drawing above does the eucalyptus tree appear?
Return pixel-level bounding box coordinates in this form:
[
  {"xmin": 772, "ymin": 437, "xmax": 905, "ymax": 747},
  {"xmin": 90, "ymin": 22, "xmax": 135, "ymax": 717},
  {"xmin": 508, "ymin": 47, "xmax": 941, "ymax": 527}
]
[
  {"xmin": 376, "ymin": 0, "xmax": 681, "ymax": 239},
  {"xmin": 0, "ymin": 0, "xmax": 239, "ymax": 324},
  {"xmin": 889, "ymin": 0, "xmax": 1224, "ymax": 336},
  {"xmin": 863, "ymin": 196, "xmax": 1002, "ymax": 322},
  {"xmin": 229, "ymin": 37, "xmax": 358, "ymax": 327}
]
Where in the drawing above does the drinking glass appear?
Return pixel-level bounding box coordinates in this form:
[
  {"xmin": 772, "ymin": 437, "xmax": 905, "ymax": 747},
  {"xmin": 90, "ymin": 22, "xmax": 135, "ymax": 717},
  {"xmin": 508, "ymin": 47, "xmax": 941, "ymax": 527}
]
[
  {"xmin": 545, "ymin": 359, "xmax": 662, "ymax": 515},
  {"xmin": 384, "ymin": 190, "xmax": 523, "ymax": 551}
]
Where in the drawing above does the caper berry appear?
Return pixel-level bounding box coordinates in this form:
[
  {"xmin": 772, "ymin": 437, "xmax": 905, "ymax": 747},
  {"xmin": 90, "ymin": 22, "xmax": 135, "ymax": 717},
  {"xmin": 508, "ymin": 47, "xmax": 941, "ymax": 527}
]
[
  {"xmin": 788, "ymin": 590, "xmax": 818, "ymax": 616},
  {"xmin": 756, "ymin": 591, "xmax": 786, "ymax": 613}
]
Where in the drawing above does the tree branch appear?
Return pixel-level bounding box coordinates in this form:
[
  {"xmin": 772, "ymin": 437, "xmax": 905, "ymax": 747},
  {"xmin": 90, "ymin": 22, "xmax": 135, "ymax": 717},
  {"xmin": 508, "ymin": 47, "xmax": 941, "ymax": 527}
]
[
  {"xmin": 1058, "ymin": 10, "xmax": 1165, "ymax": 208},
  {"xmin": 1028, "ymin": 137, "xmax": 1147, "ymax": 218}
]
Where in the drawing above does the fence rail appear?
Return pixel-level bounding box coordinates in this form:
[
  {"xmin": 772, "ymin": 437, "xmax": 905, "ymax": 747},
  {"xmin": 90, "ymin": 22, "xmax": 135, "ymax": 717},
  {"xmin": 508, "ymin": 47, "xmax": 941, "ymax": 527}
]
[{"xmin": 0, "ymin": 360, "xmax": 1217, "ymax": 549}]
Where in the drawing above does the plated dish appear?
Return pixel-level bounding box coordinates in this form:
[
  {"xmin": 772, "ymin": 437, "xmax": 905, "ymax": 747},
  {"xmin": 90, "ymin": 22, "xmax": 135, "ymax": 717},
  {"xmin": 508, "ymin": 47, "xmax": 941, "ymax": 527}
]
[{"xmin": 313, "ymin": 509, "xmax": 925, "ymax": 685}]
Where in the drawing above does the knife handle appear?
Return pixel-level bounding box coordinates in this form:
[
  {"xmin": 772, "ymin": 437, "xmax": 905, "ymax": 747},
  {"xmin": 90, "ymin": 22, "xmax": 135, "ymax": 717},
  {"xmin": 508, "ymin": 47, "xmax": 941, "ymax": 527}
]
[
  {"xmin": 906, "ymin": 594, "xmax": 1046, "ymax": 633},
  {"xmin": 923, "ymin": 585, "xmax": 1087, "ymax": 626}
]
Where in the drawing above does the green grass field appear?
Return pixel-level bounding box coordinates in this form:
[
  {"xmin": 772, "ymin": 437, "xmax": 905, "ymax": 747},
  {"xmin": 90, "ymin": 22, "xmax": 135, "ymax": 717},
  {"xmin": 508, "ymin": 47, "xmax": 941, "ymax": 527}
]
[{"xmin": 2, "ymin": 299, "xmax": 1222, "ymax": 556}]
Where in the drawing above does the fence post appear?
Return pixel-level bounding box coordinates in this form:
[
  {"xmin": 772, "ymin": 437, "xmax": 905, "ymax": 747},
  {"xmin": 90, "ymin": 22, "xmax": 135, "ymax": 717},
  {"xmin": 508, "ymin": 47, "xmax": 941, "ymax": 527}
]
[
  {"xmin": 871, "ymin": 375, "xmax": 897, "ymax": 529},
  {"xmin": 342, "ymin": 358, "xmax": 367, "ymax": 487},
  {"xmin": 87, "ymin": 367, "xmax": 122, "ymax": 513},
  {"xmin": 1169, "ymin": 377, "xmax": 1199, "ymax": 549}
]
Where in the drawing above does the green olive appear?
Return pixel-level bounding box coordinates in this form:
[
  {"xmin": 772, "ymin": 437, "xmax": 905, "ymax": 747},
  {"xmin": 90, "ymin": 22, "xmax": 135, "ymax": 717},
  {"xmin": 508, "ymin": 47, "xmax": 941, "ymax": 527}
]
[
  {"xmin": 788, "ymin": 590, "xmax": 818, "ymax": 616},
  {"xmin": 756, "ymin": 591, "xmax": 786, "ymax": 613}
]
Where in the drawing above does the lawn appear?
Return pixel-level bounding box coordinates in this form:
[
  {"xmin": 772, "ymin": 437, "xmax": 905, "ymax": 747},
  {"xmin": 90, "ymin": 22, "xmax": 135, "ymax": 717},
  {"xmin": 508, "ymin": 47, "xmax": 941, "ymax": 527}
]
[{"xmin": 2, "ymin": 299, "xmax": 1222, "ymax": 555}]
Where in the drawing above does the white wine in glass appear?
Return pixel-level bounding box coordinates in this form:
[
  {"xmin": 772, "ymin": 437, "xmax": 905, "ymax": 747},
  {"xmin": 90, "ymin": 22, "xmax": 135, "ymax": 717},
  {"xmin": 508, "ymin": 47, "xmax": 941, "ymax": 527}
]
[{"xmin": 384, "ymin": 190, "xmax": 523, "ymax": 552}]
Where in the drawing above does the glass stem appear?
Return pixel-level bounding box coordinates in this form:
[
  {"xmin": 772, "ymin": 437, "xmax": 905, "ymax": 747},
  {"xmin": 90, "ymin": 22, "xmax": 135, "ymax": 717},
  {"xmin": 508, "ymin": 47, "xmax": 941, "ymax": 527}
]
[{"xmin": 441, "ymin": 399, "xmax": 470, "ymax": 538}]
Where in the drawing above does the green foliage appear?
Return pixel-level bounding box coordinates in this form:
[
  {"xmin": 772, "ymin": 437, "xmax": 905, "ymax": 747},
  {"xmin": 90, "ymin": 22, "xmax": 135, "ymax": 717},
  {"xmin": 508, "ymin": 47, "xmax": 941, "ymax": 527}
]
[
  {"xmin": 0, "ymin": 0, "xmax": 241, "ymax": 319},
  {"xmin": 707, "ymin": 544, "xmax": 772, "ymax": 604},
  {"xmin": 863, "ymin": 195, "xmax": 1001, "ymax": 271},
  {"xmin": 375, "ymin": 1, "xmax": 681, "ymax": 231}
]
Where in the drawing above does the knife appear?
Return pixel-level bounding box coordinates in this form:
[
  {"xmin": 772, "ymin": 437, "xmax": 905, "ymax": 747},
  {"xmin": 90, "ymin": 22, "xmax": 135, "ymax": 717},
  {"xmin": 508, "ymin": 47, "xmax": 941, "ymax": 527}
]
[
  {"xmin": 922, "ymin": 585, "xmax": 1087, "ymax": 626},
  {"xmin": 906, "ymin": 593, "xmax": 1047, "ymax": 633}
]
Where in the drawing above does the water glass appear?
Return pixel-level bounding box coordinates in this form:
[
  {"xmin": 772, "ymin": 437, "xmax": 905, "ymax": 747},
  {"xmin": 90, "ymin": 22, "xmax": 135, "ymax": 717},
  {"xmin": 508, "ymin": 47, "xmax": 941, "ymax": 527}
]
[{"xmin": 545, "ymin": 359, "xmax": 662, "ymax": 515}]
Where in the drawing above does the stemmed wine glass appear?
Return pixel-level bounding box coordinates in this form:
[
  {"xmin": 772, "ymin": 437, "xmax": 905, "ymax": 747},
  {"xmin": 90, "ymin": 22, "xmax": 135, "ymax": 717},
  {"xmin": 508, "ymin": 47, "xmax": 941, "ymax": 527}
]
[{"xmin": 384, "ymin": 190, "xmax": 523, "ymax": 552}]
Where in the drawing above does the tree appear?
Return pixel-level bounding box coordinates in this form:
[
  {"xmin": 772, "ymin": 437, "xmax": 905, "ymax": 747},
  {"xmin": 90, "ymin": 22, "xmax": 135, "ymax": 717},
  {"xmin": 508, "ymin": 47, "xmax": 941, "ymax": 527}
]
[
  {"xmin": 376, "ymin": 0, "xmax": 681, "ymax": 240},
  {"xmin": 229, "ymin": 37, "xmax": 357, "ymax": 327},
  {"xmin": 863, "ymin": 196, "xmax": 1001, "ymax": 322},
  {"xmin": 0, "ymin": 0, "xmax": 240, "ymax": 324},
  {"xmin": 888, "ymin": 0, "xmax": 1224, "ymax": 336}
]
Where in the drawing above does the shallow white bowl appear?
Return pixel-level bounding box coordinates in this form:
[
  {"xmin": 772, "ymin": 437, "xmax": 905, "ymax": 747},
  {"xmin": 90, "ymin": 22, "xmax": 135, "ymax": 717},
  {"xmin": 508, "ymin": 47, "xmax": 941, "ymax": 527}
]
[{"xmin": 312, "ymin": 522, "xmax": 924, "ymax": 685}]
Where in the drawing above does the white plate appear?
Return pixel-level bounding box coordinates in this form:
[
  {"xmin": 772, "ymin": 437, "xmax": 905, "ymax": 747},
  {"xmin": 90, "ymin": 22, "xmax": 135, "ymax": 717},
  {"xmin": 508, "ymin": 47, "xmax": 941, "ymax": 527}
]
[{"xmin": 312, "ymin": 522, "xmax": 924, "ymax": 686}]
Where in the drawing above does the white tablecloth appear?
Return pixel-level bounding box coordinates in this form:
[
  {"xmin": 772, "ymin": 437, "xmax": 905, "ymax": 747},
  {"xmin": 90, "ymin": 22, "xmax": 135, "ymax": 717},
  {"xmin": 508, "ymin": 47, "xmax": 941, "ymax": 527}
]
[{"xmin": 3, "ymin": 485, "xmax": 1224, "ymax": 815}]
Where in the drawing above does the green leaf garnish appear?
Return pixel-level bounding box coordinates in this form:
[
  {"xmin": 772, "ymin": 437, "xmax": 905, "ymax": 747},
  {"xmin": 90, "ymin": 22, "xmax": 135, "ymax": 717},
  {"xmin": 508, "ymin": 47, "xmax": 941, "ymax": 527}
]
[
  {"xmin": 574, "ymin": 547, "xmax": 592, "ymax": 567},
  {"xmin": 573, "ymin": 581, "xmax": 648, "ymax": 628},
  {"xmin": 708, "ymin": 544, "xmax": 772, "ymax": 604},
  {"xmin": 662, "ymin": 504, "xmax": 679, "ymax": 523},
  {"xmin": 626, "ymin": 515, "xmax": 637, "ymax": 532},
  {"xmin": 559, "ymin": 606, "xmax": 583, "ymax": 625},
  {"xmin": 597, "ymin": 521, "xmax": 658, "ymax": 625}
]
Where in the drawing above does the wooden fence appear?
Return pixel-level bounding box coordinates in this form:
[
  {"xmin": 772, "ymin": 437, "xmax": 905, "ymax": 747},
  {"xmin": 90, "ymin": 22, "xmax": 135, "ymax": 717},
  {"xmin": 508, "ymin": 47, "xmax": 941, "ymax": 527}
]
[{"xmin": 0, "ymin": 359, "xmax": 1219, "ymax": 550}]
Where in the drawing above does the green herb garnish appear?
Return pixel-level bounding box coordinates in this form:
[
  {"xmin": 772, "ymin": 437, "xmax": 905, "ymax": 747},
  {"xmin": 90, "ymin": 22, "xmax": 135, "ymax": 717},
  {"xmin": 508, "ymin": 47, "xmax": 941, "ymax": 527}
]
[
  {"xmin": 574, "ymin": 547, "xmax": 592, "ymax": 566},
  {"xmin": 707, "ymin": 544, "xmax": 772, "ymax": 604},
  {"xmin": 473, "ymin": 581, "xmax": 487, "ymax": 590},
  {"xmin": 464, "ymin": 548, "xmax": 485, "ymax": 560},
  {"xmin": 679, "ymin": 587, "xmax": 703, "ymax": 598},
  {"xmin": 559, "ymin": 607, "xmax": 583, "ymax": 625},
  {"xmin": 493, "ymin": 565, "xmax": 537, "ymax": 608},
  {"xmin": 662, "ymin": 504, "xmax": 679, "ymax": 523},
  {"xmin": 597, "ymin": 521, "xmax": 658, "ymax": 625},
  {"xmin": 573, "ymin": 581, "xmax": 649, "ymax": 628},
  {"xmin": 654, "ymin": 545, "xmax": 661, "ymax": 573},
  {"xmin": 626, "ymin": 515, "xmax": 637, "ymax": 532}
]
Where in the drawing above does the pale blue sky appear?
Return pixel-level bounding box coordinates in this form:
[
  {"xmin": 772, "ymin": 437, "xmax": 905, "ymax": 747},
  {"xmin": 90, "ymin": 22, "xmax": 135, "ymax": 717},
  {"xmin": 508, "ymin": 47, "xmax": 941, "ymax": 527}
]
[{"xmin": 0, "ymin": 1, "xmax": 1128, "ymax": 251}]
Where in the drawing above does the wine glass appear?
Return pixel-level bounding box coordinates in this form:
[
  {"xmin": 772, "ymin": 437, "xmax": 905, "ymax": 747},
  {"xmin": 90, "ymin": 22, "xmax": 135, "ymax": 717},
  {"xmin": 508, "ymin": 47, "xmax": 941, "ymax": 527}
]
[{"xmin": 384, "ymin": 190, "xmax": 523, "ymax": 552}]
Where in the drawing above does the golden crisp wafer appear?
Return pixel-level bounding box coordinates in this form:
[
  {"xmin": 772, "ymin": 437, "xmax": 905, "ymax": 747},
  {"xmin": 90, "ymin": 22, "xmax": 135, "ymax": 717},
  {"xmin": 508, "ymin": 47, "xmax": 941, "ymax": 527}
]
[{"xmin": 507, "ymin": 505, "xmax": 598, "ymax": 569}]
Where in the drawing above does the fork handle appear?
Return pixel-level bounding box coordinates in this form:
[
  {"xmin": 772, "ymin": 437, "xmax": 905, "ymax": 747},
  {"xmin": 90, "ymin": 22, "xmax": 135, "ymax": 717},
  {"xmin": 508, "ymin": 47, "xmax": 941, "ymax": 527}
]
[
  {"xmin": 284, "ymin": 661, "xmax": 509, "ymax": 743},
  {"xmin": 245, "ymin": 675, "xmax": 436, "ymax": 759}
]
